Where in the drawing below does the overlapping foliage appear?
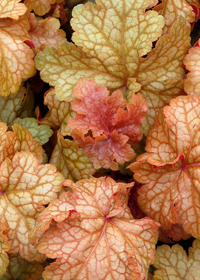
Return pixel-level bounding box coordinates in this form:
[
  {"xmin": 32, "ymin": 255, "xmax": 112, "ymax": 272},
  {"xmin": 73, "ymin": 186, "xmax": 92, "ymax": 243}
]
[{"xmin": 1, "ymin": 0, "xmax": 200, "ymax": 279}]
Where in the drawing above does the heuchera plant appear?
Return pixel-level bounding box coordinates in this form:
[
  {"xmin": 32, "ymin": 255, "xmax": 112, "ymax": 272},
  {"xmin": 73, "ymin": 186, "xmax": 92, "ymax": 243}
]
[{"xmin": 1, "ymin": 0, "xmax": 200, "ymax": 279}]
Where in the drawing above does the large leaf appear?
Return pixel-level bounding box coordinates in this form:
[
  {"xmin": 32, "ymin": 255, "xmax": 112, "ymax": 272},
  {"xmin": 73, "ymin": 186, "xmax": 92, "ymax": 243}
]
[
  {"xmin": 36, "ymin": 0, "xmax": 191, "ymax": 133},
  {"xmin": 68, "ymin": 78, "xmax": 147, "ymax": 169},
  {"xmin": 130, "ymin": 95, "xmax": 200, "ymax": 239},
  {"xmin": 0, "ymin": 152, "xmax": 64, "ymax": 261},
  {"xmin": 31, "ymin": 177, "xmax": 159, "ymax": 280},
  {"xmin": 153, "ymin": 240, "xmax": 200, "ymax": 279}
]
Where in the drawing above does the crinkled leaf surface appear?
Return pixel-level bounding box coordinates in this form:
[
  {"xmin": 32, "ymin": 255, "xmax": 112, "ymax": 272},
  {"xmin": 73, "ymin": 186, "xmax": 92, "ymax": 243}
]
[
  {"xmin": 13, "ymin": 118, "xmax": 53, "ymax": 145},
  {"xmin": 0, "ymin": 0, "xmax": 27, "ymax": 20},
  {"xmin": 32, "ymin": 177, "xmax": 159, "ymax": 280},
  {"xmin": 50, "ymin": 134, "xmax": 96, "ymax": 180},
  {"xmin": 153, "ymin": 0, "xmax": 195, "ymax": 34},
  {"xmin": 27, "ymin": 13, "xmax": 66, "ymax": 51},
  {"xmin": 0, "ymin": 221, "xmax": 10, "ymax": 275},
  {"xmin": 36, "ymin": 0, "xmax": 191, "ymax": 133},
  {"xmin": 0, "ymin": 253, "xmax": 43, "ymax": 280},
  {"xmin": 0, "ymin": 84, "xmax": 34, "ymax": 127},
  {"xmin": 38, "ymin": 88, "xmax": 75, "ymax": 136},
  {"xmin": 68, "ymin": 78, "xmax": 147, "ymax": 169},
  {"xmin": 130, "ymin": 95, "xmax": 200, "ymax": 239},
  {"xmin": 184, "ymin": 39, "xmax": 200, "ymax": 95},
  {"xmin": 0, "ymin": 152, "xmax": 64, "ymax": 261},
  {"xmin": 0, "ymin": 12, "xmax": 35, "ymax": 96},
  {"xmin": 153, "ymin": 240, "xmax": 200, "ymax": 279},
  {"xmin": 24, "ymin": 0, "xmax": 63, "ymax": 16}
]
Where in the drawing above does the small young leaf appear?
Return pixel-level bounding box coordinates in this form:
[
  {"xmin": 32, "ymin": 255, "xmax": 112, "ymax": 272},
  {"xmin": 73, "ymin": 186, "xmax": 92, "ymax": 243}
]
[{"xmin": 68, "ymin": 78, "xmax": 147, "ymax": 170}]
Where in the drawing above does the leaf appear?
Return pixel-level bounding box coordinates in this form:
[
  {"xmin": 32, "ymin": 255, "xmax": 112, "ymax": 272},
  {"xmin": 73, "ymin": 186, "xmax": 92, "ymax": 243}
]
[
  {"xmin": 0, "ymin": 84, "xmax": 34, "ymax": 127},
  {"xmin": 0, "ymin": 13, "xmax": 35, "ymax": 96},
  {"xmin": 0, "ymin": 221, "xmax": 10, "ymax": 275},
  {"xmin": 0, "ymin": 152, "xmax": 64, "ymax": 261},
  {"xmin": 35, "ymin": 0, "xmax": 191, "ymax": 133},
  {"xmin": 0, "ymin": 122, "xmax": 43, "ymax": 164},
  {"xmin": 0, "ymin": 0, "xmax": 27, "ymax": 20},
  {"xmin": 50, "ymin": 134, "xmax": 96, "ymax": 180},
  {"xmin": 130, "ymin": 95, "xmax": 200, "ymax": 239},
  {"xmin": 0, "ymin": 253, "xmax": 43, "ymax": 280},
  {"xmin": 163, "ymin": 224, "xmax": 191, "ymax": 242},
  {"xmin": 184, "ymin": 39, "xmax": 200, "ymax": 95},
  {"xmin": 27, "ymin": 13, "xmax": 66, "ymax": 51},
  {"xmin": 153, "ymin": 240, "xmax": 200, "ymax": 279},
  {"xmin": 37, "ymin": 88, "xmax": 75, "ymax": 136},
  {"xmin": 13, "ymin": 118, "xmax": 53, "ymax": 145},
  {"xmin": 24, "ymin": 0, "xmax": 63, "ymax": 16},
  {"xmin": 4, "ymin": 123, "xmax": 43, "ymax": 164},
  {"xmin": 31, "ymin": 177, "xmax": 159, "ymax": 280},
  {"xmin": 68, "ymin": 78, "xmax": 147, "ymax": 169},
  {"xmin": 153, "ymin": 0, "xmax": 195, "ymax": 34}
]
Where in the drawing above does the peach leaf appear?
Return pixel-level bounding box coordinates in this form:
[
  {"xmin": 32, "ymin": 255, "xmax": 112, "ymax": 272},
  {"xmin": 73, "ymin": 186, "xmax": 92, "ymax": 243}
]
[
  {"xmin": 0, "ymin": 152, "xmax": 64, "ymax": 261},
  {"xmin": 184, "ymin": 39, "xmax": 200, "ymax": 96},
  {"xmin": 153, "ymin": 0, "xmax": 195, "ymax": 34},
  {"xmin": 130, "ymin": 95, "xmax": 200, "ymax": 239},
  {"xmin": 0, "ymin": 0, "xmax": 27, "ymax": 20},
  {"xmin": 27, "ymin": 13, "xmax": 66, "ymax": 51},
  {"xmin": 32, "ymin": 177, "xmax": 159, "ymax": 280}
]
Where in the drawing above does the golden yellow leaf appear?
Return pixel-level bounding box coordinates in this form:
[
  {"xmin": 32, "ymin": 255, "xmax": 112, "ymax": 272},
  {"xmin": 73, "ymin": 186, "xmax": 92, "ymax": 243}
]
[
  {"xmin": 38, "ymin": 88, "xmax": 75, "ymax": 136},
  {"xmin": 0, "ymin": 221, "xmax": 10, "ymax": 276},
  {"xmin": 50, "ymin": 134, "xmax": 96, "ymax": 180},
  {"xmin": 36, "ymin": 0, "xmax": 190, "ymax": 134},
  {"xmin": 0, "ymin": 253, "xmax": 43, "ymax": 280},
  {"xmin": 154, "ymin": 240, "xmax": 200, "ymax": 279},
  {"xmin": 0, "ymin": 15, "xmax": 35, "ymax": 96}
]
